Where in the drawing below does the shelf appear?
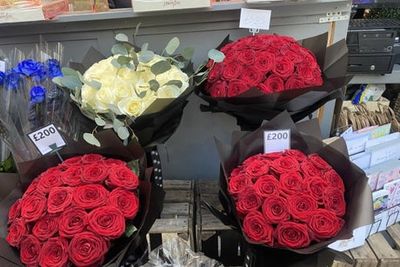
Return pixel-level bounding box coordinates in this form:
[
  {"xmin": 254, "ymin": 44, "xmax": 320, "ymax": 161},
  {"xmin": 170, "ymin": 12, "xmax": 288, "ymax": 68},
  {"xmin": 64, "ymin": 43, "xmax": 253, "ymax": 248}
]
[{"xmin": 349, "ymin": 64, "xmax": 400, "ymax": 85}]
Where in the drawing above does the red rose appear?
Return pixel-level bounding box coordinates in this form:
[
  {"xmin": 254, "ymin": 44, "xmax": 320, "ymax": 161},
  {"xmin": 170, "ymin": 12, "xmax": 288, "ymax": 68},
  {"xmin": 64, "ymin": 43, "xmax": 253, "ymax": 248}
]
[
  {"xmin": 60, "ymin": 166, "xmax": 82, "ymax": 186},
  {"xmin": 258, "ymin": 83, "xmax": 273, "ymax": 94},
  {"xmin": 230, "ymin": 166, "xmax": 244, "ymax": 177},
  {"xmin": 244, "ymin": 160, "xmax": 270, "ymax": 177},
  {"xmin": 243, "ymin": 211, "xmax": 274, "ymax": 246},
  {"xmin": 69, "ymin": 232, "xmax": 108, "ymax": 267},
  {"xmin": 107, "ymin": 166, "xmax": 139, "ymax": 190},
  {"xmin": 228, "ymin": 174, "xmax": 251, "ymax": 195},
  {"xmin": 324, "ymin": 188, "xmax": 346, "ymax": 217},
  {"xmin": 61, "ymin": 156, "xmax": 82, "ymax": 167},
  {"xmin": 20, "ymin": 235, "xmax": 41, "ymax": 266},
  {"xmin": 276, "ymin": 222, "xmax": 311, "ymax": 249},
  {"xmin": 262, "ymin": 195, "xmax": 290, "ymax": 224},
  {"xmin": 284, "ymin": 149, "xmax": 307, "ymax": 162},
  {"xmin": 285, "ymin": 76, "xmax": 305, "ymax": 90},
  {"xmin": 272, "ymin": 56, "xmax": 294, "ymax": 78},
  {"xmin": 324, "ymin": 169, "xmax": 345, "ymax": 192},
  {"xmin": 103, "ymin": 158, "xmax": 126, "ymax": 167},
  {"xmin": 287, "ymin": 194, "xmax": 318, "ymax": 221},
  {"xmin": 38, "ymin": 237, "xmax": 68, "ymax": 267},
  {"xmin": 81, "ymin": 154, "xmax": 104, "ymax": 164},
  {"xmin": 279, "ymin": 172, "xmax": 303, "ymax": 196},
  {"xmin": 308, "ymin": 209, "xmax": 344, "ymax": 240},
  {"xmin": 237, "ymin": 49, "xmax": 256, "ymax": 65},
  {"xmin": 222, "ymin": 61, "xmax": 243, "ymax": 80},
  {"xmin": 249, "ymin": 35, "xmax": 269, "ymax": 50},
  {"xmin": 308, "ymin": 154, "xmax": 332, "ymax": 171},
  {"xmin": 48, "ymin": 187, "xmax": 74, "ymax": 214},
  {"xmin": 253, "ymin": 175, "xmax": 279, "ymax": 198},
  {"xmin": 6, "ymin": 218, "xmax": 27, "ymax": 247},
  {"xmin": 242, "ymin": 154, "xmax": 263, "ymax": 165},
  {"xmin": 305, "ymin": 177, "xmax": 328, "ymax": 204},
  {"xmin": 236, "ymin": 187, "xmax": 262, "ymax": 216},
  {"xmin": 263, "ymin": 74, "xmax": 285, "ymax": 93},
  {"xmin": 221, "ymin": 42, "xmax": 236, "ymax": 54},
  {"xmin": 59, "ymin": 208, "xmax": 88, "ymax": 238},
  {"xmin": 208, "ymin": 63, "xmax": 222, "ymax": 83},
  {"xmin": 260, "ymin": 152, "xmax": 283, "ymax": 161},
  {"xmin": 255, "ymin": 52, "xmax": 275, "ymax": 72},
  {"xmin": 23, "ymin": 179, "xmax": 39, "ymax": 197},
  {"xmin": 32, "ymin": 214, "xmax": 59, "ymax": 241},
  {"xmin": 8, "ymin": 199, "xmax": 21, "ymax": 224},
  {"xmin": 227, "ymin": 79, "xmax": 248, "ymax": 97},
  {"xmin": 208, "ymin": 80, "xmax": 228, "ymax": 97},
  {"xmin": 109, "ymin": 188, "xmax": 139, "ymax": 219},
  {"xmin": 20, "ymin": 194, "xmax": 47, "ymax": 222},
  {"xmin": 81, "ymin": 163, "xmax": 109, "ymax": 184},
  {"xmin": 297, "ymin": 63, "xmax": 315, "ymax": 83},
  {"xmin": 37, "ymin": 171, "xmax": 63, "ymax": 194},
  {"xmin": 271, "ymin": 156, "xmax": 300, "ymax": 174},
  {"xmin": 300, "ymin": 161, "xmax": 321, "ymax": 177},
  {"xmin": 239, "ymin": 66, "xmax": 264, "ymax": 87},
  {"xmin": 88, "ymin": 206, "xmax": 126, "ymax": 239},
  {"xmin": 283, "ymin": 48, "xmax": 304, "ymax": 64},
  {"xmin": 312, "ymin": 68, "xmax": 323, "ymax": 86},
  {"xmin": 73, "ymin": 184, "xmax": 109, "ymax": 210}
]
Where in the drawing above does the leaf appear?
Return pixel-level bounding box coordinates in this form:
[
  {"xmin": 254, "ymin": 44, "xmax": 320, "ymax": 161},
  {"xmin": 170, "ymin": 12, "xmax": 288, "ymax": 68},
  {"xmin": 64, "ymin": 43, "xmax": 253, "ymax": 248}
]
[
  {"xmin": 84, "ymin": 80, "xmax": 102, "ymax": 90},
  {"xmin": 165, "ymin": 80, "xmax": 183, "ymax": 88},
  {"xmin": 52, "ymin": 77, "xmax": 63, "ymax": 87},
  {"xmin": 139, "ymin": 50, "xmax": 155, "ymax": 63},
  {"xmin": 95, "ymin": 117, "xmax": 106, "ymax": 126},
  {"xmin": 138, "ymin": 91, "xmax": 147, "ymax": 98},
  {"xmin": 111, "ymin": 58, "xmax": 121, "ymax": 69},
  {"xmin": 165, "ymin": 37, "xmax": 180, "ymax": 55},
  {"xmin": 182, "ymin": 47, "xmax": 194, "ymax": 60},
  {"xmin": 83, "ymin": 133, "xmax": 101, "ymax": 147},
  {"xmin": 151, "ymin": 60, "xmax": 171, "ymax": 75},
  {"xmin": 60, "ymin": 76, "xmax": 82, "ymax": 90},
  {"xmin": 117, "ymin": 126, "xmax": 130, "ymax": 140},
  {"xmin": 125, "ymin": 223, "xmax": 137, "ymax": 238},
  {"xmin": 149, "ymin": 79, "xmax": 160, "ymax": 91},
  {"xmin": 61, "ymin": 67, "xmax": 79, "ymax": 77},
  {"xmin": 208, "ymin": 49, "xmax": 225, "ymax": 63},
  {"xmin": 109, "ymin": 104, "xmax": 123, "ymax": 115},
  {"xmin": 117, "ymin": 56, "xmax": 131, "ymax": 65},
  {"xmin": 141, "ymin": 43, "xmax": 149, "ymax": 52},
  {"xmin": 115, "ymin": 33, "xmax": 129, "ymax": 42},
  {"xmin": 130, "ymin": 52, "xmax": 139, "ymax": 67},
  {"xmin": 111, "ymin": 44, "xmax": 128, "ymax": 56},
  {"xmin": 113, "ymin": 118, "xmax": 124, "ymax": 132}
]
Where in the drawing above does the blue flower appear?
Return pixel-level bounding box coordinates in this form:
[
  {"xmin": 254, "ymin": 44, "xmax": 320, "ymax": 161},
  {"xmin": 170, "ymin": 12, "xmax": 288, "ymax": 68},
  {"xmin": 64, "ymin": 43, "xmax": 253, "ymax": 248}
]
[
  {"xmin": 4, "ymin": 70, "xmax": 21, "ymax": 90},
  {"xmin": 0, "ymin": 71, "xmax": 5, "ymax": 86},
  {"xmin": 46, "ymin": 59, "xmax": 63, "ymax": 78},
  {"xmin": 17, "ymin": 59, "xmax": 46, "ymax": 80},
  {"xmin": 30, "ymin": 86, "xmax": 47, "ymax": 104}
]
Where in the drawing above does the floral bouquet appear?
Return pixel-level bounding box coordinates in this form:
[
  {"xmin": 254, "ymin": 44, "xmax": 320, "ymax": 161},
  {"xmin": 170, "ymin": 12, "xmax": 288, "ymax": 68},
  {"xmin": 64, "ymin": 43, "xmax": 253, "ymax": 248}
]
[
  {"xmin": 53, "ymin": 33, "xmax": 196, "ymax": 147},
  {"xmin": 210, "ymin": 112, "xmax": 373, "ymax": 259},
  {"xmin": 196, "ymin": 33, "xmax": 350, "ymax": 130},
  {"xmin": 0, "ymin": 131, "xmax": 164, "ymax": 267}
]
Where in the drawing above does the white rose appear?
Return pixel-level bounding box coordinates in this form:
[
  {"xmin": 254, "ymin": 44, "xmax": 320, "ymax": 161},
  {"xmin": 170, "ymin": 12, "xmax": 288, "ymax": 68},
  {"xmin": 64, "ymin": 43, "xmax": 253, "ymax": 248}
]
[
  {"xmin": 95, "ymin": 88, "xmax": 116, "ymax": 113},
  {"xmin": 81, "ymin": 84, "xmax": 97, "ymax": 109},
  {"xmin": 157, "ymin": 85, "xmax": 182, "ymax": 98},
  {"xmin": 155, "ymin": 65, "xmax": 189, "ymax": 90},
  {"xmin": 84, "ymin": 56, "xmax": 118, "ymax": 81}
]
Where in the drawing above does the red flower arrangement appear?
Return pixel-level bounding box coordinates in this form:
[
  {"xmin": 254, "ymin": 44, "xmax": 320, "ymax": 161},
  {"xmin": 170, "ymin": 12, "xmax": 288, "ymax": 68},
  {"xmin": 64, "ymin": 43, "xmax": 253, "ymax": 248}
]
[
  {"xmin": 206, "ymin": 34, "xmax": 323, "ymax": 97},
  {"xmin": 6, "ymin": 154, "xmax": 140, "ymax": 267},
  {"xmin": 228, "ymin": 150, "xmax": 345, "ymax": 249}
]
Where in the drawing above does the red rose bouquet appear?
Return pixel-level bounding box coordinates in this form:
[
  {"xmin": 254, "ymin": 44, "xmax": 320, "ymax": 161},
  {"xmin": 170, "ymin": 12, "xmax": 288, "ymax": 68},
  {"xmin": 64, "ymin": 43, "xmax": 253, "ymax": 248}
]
[
  {"xmin": 229, "ymin": 150, "xmax": 345, "ymax": 249},
  {"xmin": 214, "ymin": 112, "xmax": 373, "ymax": 254},
  {"xmin": 6, "ymin": 154, "xmax": 140, "ymax": 267}
]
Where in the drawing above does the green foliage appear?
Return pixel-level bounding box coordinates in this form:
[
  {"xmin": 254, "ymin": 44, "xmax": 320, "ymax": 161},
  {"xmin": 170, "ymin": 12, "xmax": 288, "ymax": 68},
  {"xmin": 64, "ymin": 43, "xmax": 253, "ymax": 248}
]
[{"xmin": 83, "ymin": 133, "xmax": 100, "ymax": 147}]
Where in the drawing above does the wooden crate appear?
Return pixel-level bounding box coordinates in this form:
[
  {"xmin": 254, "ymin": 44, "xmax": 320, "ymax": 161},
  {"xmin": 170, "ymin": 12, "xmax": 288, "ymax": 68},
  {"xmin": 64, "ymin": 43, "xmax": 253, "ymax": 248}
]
[{"xmin": 147, "ymin": 179, "xmax": 195, "ymax": 251}]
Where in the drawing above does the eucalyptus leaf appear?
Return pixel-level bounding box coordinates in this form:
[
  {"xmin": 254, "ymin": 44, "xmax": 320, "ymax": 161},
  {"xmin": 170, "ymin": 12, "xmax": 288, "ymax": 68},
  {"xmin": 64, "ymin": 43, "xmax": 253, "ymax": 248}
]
[
  {"xmin": 117, "ymin": 126, "xmax": 130, "ymax": 140},
  {"xmin": 95, "ymin": 117, "xmax": 106, "ymax": 127},
  {"xmin": 165, "ymin": 37, "xmax": 180, "ymax": 55},
  {"xmin": 139, "ymin": 50, "xmax": 155, "ymax": 63},
  {"xmin": 111, "ymin": 44, "xmax": 128, "ymax": 56},
  {"xmin": 131, "ymin": 53, "xmax": 139, "ymax": 66},
  {"xmin": 84, "ymin": 80, "xmax": 102, "ymax": 90},
  {"xmin": 113, "ymin": 118, "xmax": 124, "ymax": 131},
  {"xmin": 182, "ymin": 47, "xmax": 194, "ymax": 60},
  {"xmin": 208, "ymin": 49, "xmax": 225, "ymax": 63},
  {"xmin": 165, "ymin": 80, "xmax": 183, "ymax": 88},
  {"xmin": 149, "ymin": 79, "xmax": 160, "ymax": 91},
  {"xmin": 83, "ymin": 133, "xmax": 101, "ymax": 147},
  {"xmin": 59, "ymin": 76, "xmax": 82, "ymax": 90},
  {"xmin": 117, "ymin": 56, "xmax": 131, "ymax": 65},
  {"xmin": 61, "ymin": 67, "xmax": 79, "ymax": 77},
  {"xmin": 141, "ymin": 43, "xmax": 149, "ymax": 52},
  {"xmin": 52, "ymin": 77, "xmax": 63, "ymax": 87},
  {"xmin": 111, "ymin": 59, "xmax": 121, "ymax": 69},
  {"xmin": 138, "ymin": 91, "xmax": 147, "ymax": 98},
  {"xmin": 115, "ymin": 33, "xmax": 129, "ymax": 42},
  {"xmin": 150, "ymin": 60, "xmax": 171, "ymax": 75}
]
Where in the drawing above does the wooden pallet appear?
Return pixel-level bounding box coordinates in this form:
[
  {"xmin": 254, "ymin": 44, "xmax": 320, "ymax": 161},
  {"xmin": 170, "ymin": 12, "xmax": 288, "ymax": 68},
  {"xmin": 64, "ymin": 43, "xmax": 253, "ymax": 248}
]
[{"xmin": 147, "ymin": 179, "xmax": 195, "ymax": 251}]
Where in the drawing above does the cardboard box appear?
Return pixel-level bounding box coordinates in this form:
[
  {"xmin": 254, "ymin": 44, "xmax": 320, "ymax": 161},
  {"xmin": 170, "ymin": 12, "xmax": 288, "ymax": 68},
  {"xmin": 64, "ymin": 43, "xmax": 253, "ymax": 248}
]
[{"xmin": 132, "ymin": 0, "xmax": 211, "ymax": 12}]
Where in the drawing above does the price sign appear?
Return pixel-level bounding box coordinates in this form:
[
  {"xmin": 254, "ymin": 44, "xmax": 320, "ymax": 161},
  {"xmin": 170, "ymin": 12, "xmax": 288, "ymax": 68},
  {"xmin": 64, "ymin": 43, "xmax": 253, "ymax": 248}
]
[
  {"xmin": 28, "ymin": 124, "xmax": 66, "ymax": 155},
  {"xmin": 240, "ymin": 8, "xmax": 272, "ymax": 32},
  {"xmin": 264, "ymin": 129, "xmax": 291, "ymax": 153}
]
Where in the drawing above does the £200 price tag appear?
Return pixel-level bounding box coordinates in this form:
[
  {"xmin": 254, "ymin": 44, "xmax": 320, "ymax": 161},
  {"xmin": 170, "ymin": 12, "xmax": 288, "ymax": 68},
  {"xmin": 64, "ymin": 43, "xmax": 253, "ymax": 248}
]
[
  {"xmin": 28, "ymin": 124, "xmax": 66, "ymax": 155},
  {"xmin": 264, "ymin": 130, "xmax": 291, "ymax": 153}
]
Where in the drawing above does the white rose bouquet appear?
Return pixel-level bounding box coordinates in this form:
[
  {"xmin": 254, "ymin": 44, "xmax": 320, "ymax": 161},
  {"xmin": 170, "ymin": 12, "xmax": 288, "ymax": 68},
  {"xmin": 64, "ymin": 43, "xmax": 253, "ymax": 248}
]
[{"xmin": 53, "ymin": 33, "xmax": 196, "ymax": 147}]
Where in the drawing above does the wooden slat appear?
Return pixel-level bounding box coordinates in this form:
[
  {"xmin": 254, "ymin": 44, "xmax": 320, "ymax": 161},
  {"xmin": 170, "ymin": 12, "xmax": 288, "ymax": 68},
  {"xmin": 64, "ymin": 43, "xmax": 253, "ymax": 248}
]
[
  {"xmin": 150, "ymin": 218, "xmax": 188, "ymax": 234},
  {"xmin": 163, "ymin": 180, "xmax": 192, "ymax": 190},
  {"xmin": 387, "ymin": 224, "xmax": 400, "ymax": 249},
  {"xmin": 367, "ymin": 233, "xmax": 400, "ymax": 267},
  {"xmin": 350, "ymin": 242, "xmax": 378, "ymax": 267},
  {"xmin": 160, "ymin": 203, "xmax": 189, "ymax": 218},
  {"xmin": 201, "ymin": 214, "xmax": 232, "ymax": 231},
  {"xmin": 165, "ymin": 190, "xmax": 192, "ymax": 203},
  {"xmin": 198, "ymin": 181, "xmax": 219, "ymax": 194}
]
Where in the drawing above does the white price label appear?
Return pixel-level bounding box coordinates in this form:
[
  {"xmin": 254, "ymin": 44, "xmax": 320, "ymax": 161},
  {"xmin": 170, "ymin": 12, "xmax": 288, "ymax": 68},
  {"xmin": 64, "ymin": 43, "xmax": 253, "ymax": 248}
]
[
  {"xmin": 28, "ymin": 124, "xmax": 66, "ymax": 155},
  {"xmin": 264, "ymin": 130, "xmax": 291, "ymax": 153},
  {"xmin": 0, "ymin": 60, "xmax": 5, "ymax": 72},
  {"xmin": 240, "ymin": 8, "xmax": 271, "ymax": 31}
]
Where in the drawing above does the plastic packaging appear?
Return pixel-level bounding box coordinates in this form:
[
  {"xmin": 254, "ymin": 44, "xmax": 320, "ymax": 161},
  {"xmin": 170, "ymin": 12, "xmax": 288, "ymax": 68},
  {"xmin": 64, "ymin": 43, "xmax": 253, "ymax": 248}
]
[{"xmin": 144, "ymin": 237, "xmax": 223, "ymax": 267}]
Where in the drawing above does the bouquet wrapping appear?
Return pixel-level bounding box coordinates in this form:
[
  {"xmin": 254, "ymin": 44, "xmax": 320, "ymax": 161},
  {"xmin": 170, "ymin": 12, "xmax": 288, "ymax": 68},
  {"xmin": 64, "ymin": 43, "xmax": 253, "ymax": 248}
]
[
  {"xmin": 0, "ymin": 131, "xmax": 165, "ymax": 267},
  {"xmin": 211, "ymin": 112, "xmax": 373, "ymax": 256},
  {"xmin": 196, "ymin": 33, "xmax": 350, "ymax": 130}
]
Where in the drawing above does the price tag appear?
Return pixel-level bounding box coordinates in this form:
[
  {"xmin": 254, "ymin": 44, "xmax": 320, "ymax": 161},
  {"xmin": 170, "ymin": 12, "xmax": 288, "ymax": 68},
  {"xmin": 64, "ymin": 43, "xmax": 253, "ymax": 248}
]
[
  {"xmin": 0, "ymin": 60, "xmax": 5, "ymax": 72},
  {"xmin": 264, "ymin": 130, "xmax": 291, "ymax": 153},
  {"xmin": 28, "ymin": 124, "xmax": 66, "ymax": 155},
  {"xmin": 240, "ymin": 8, "xmax": 271, "ymax": 31}
]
